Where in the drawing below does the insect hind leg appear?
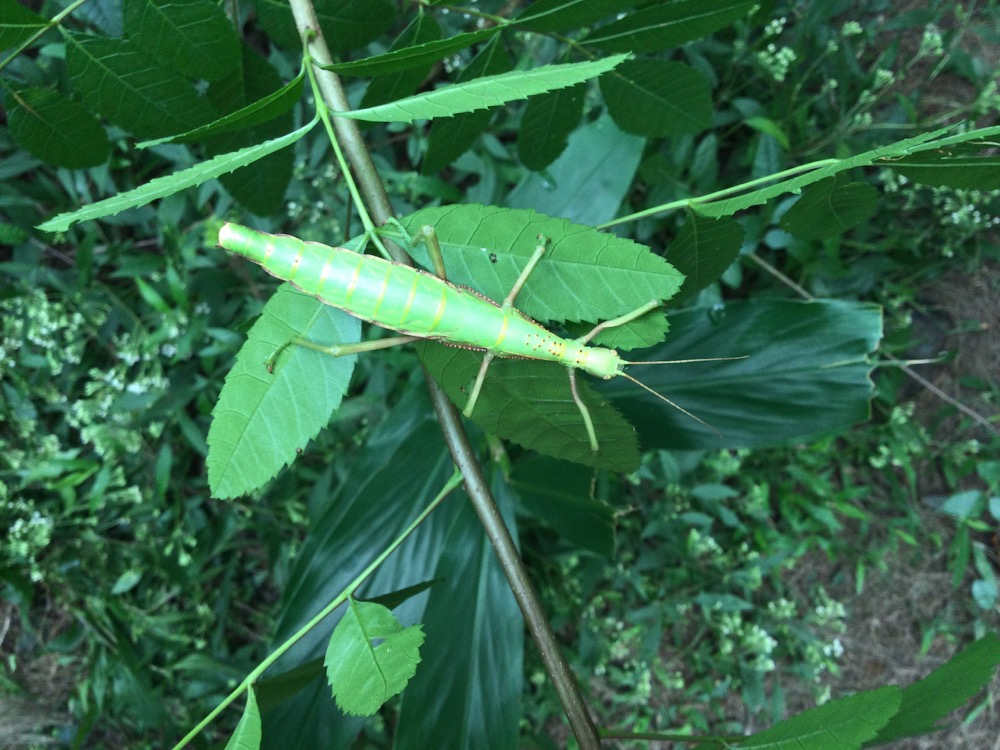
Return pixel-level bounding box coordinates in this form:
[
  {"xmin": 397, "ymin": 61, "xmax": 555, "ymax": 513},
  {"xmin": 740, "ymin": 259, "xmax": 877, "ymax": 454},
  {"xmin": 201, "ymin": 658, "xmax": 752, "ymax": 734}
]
[{"xmin": 265, "ymin": 335, "xmax": 418, "ymax": 372}]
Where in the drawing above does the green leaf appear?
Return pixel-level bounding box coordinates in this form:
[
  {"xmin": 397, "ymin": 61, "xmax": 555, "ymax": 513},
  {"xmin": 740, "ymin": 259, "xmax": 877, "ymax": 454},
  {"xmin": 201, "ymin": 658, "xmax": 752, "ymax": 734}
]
[
  {"xmin": 779, "ymin": 175, "xmax": 878, "ymax": 240},
  {"xmin": 886, "ymin": 146, "xmax": 1000, "ymax": 189},
  {"xmin": 205, "ymin": 45, "xmax": 296, "ymax": 215},
  {"xmin": 511, "ymin": 456, "xmax": 615, "ymax": 557},
  {"xmin": 137, "ymin": 64, "xmax": 305, "ymax": 148},
  {"xmin": 868, "ymin": 633, "xmax": 1000, "ymax": 745},
  {"xmin": 601, "ymin": 59, "xmax": 712, "ymax": 137},
  {"xmin": 394, "ymin": 204, "xmax": 683, "ymax": 349},
  {"xmin": 124, "ymin": 0, "xmax": 240, "ymax": 82},
  {"xmin": 694, "ymin": 124, "xmax": 1000, "ymax": 218},
  {"xmin": 65, "ymin": 31, "xmax": 216, "ymax": 138},
  {"xmin": 394, "ymin": 475, "xmax": 522, "ymax": 749},
  {"xmin": 584, "ymin": 0, "xmax": 756, "ymax": 53},
  {"xmin": 37, "ymin": 119, "xmax": 317, "ymax": 232},
  {"xmin": 734, "ymin": 686, "xmax": 900, "ymax": 749},
  {"xmin": 339, "ymin": 54, "xmax": 630, "ymax": 123},
  {"xmin": 325, "ymin": 600, "xmax": 425, "ymax": 717},
  {"xmin": 508, "ymin": 113, "xmax": 645, "ymax": 224},
  {"xmin": 514, "ymin": 0, "xmax": 643, "ymax": 33},
  {"xmin": 0, "ymin": 0, "xmax": 47, "ymax": 50},
  {"xmin": 5, "ymin": 88, "xmax": 110, "ymax": 169},
  {"xmin": 255, "ymin": 0, "xmax": 396, "ymax": 55},
  {"xmin": 418, "ymin": 344, "xmax": 641, "ymax": 471},
  {"xmin": 206, "ymin": 284, "xmax": 361, "ymax": 498},
  {"xmin": 224, "ymin": 689, "xmax": 262, "ymax": 750},
  {"xmin": 422, "ymin": 36, "xmax": 514, "ymax": 174},
  {"xmin": 666, "ymin": 214, "xmax": 744, "ymax": 304},
  {"xmin": 517, "ymin": 83, "xmax": 585, "ymax": 171},
  {"xmin": 321, "ymin": 26, "xmax": 500, "ymax": 77},
  {"xmin": 600, "ymin": 299, "xmax": 883, "ymax": 451},
  {"xmin": 359, "ymin": 11, "xmax": 442, "ymax": 110}
]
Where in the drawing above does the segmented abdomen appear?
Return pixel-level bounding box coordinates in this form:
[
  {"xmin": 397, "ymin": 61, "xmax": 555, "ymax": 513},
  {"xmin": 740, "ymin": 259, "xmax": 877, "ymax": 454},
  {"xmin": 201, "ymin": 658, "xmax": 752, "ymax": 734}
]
[{"xmin": 218, "ymin": 223, "xmax": 602, "ymax": 370}]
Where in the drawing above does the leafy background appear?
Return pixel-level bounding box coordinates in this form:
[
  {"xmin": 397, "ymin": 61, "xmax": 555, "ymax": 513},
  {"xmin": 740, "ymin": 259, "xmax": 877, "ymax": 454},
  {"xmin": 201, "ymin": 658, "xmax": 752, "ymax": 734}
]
[{"xmin": 2, "ymin": 0, "xmax": 999, "ymax": 748}]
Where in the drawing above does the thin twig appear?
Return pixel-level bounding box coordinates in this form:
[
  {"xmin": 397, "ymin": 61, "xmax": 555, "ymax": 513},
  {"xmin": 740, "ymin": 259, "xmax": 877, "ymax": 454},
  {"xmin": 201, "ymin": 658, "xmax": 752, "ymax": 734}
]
[{"xmin": 285, "ymin": 2, "xmax": 601, "ymax": 746}]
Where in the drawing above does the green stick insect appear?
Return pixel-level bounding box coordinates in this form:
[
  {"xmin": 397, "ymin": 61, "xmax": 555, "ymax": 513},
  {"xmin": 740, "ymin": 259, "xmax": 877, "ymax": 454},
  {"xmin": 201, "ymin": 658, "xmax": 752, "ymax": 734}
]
[{"xmin": 217, "ymin": 222, "xmax": 727, "ymax": 451}]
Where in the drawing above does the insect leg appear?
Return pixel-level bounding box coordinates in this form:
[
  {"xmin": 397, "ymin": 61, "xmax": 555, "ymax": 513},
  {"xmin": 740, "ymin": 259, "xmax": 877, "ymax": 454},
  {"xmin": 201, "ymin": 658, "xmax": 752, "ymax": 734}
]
[
  {"xmin": 568, "ymin": 368, "xmax": 599, "ymax": 452},
  {"xmin": 500, "ymin": 236, "xmax": 548, "ymax": 310},
  {"xmin": 266, "ymin": 335, "xmax": 419, "ymax": 372},
  {"xmin": 576, "ymin": 299, "xmax": 661, "ymax": 345},
  {"xmin": 464, "ymin": 351, "xmax": 495, "ymax": 417},
  {"xmin": 417, "ymin": 225, "xmax": 448, "ymax": 281},
  {"xmin": 464, "ymin": 237, "xmax": 548, "ymax": 419}
]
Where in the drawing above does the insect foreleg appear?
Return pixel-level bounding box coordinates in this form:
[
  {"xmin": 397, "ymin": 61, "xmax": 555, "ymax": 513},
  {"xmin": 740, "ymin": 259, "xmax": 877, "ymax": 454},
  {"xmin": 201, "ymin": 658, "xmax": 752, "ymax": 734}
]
[
  {"xmin": 576, "ymin": 299, "xmax": 661, "ymax": 346},
  {"xmin": 501, "ymin": 237, "xmax": 547, "ymax": 309},
  {"xmin": 265, "ymin": 335, "xmax": 419, "ymax": 372}
]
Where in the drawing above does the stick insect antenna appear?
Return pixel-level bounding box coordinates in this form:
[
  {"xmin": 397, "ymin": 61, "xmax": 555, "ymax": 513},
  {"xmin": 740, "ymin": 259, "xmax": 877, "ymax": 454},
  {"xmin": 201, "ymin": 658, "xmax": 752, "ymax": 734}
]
[{"xmin": 616, "ymin": 371, "xmax": 724, "ymax": 438}]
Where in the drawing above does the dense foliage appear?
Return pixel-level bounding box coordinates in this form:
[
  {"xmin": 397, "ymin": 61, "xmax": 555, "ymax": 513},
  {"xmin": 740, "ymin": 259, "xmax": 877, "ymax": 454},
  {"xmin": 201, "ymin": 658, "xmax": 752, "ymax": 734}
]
[{"xmin": 2, "ymin": 1, "xmax": 998, "ymax": 748}]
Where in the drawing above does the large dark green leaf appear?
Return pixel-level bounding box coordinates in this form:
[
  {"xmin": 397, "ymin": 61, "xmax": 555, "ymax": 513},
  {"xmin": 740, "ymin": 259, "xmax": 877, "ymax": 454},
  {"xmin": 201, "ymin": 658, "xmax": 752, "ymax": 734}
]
[
  {"xmin": 514, "ymin": 0, "xmax": 643, "ymax": 33},
  {"xmin": 517, "ymin": 83, "xmax": 585, "ymax": 171},
  {"xmin": 255, "ymin": 0, "xmax": 396, "ymax": 55},
  {"xmin": 0, "ymin": 0, "xmax": 47, "ymax": 50},
  {"xmin": 206, "ymin": 285, "xmax": 361, "ymax": 499},
  {"xmin": 5, "ymin": 88, "xmax": 110, "ymax": 169},
  {"xmin": 359, "ymin": 11, "xmax": 442, "ymax": 110},
  {"xmin": 779, "ymin": 175, "xmax": 878, "ymax": 241},
  {"xmin": 395, "ymin": 475, "xmax": 523, "ymax": 750},
  {"xmin": 205, "ymin": 45, "xmax": 295, "ymax": 215},
  {"xmin": 584, "ymin": 0, "xmax": 756, "ymax": 53},
  {"xmin": 601, "ymin": 59, "xmax": 711, "ymax": 137},
  {"xmin": 886, "ymin": 144, "xmax": 1000, "ymax": 189},
  {"xmin": 599, "ymin": 299, "xmax": 883, "ymax": 450},
  {"xmin": 124, "ymin": 0, "xmax": 240, "ymax": 82},
  {"xmin": 137, "ymin": 66, "xmax": 305, "ymax": 148},
  {"xmin": 507, "ymin": 114, "xmax": 644, "ymax": 225},
  {"xmin": 665, "ymin": 214, "xmax": 744, "ymax": 304},
  {"xmin": 511, "ymin": 456, "xmax": 616, "ymax": 557},
  {"xmin": 65, "ymin": 31, "xmax": 216, "ymax": 138}
]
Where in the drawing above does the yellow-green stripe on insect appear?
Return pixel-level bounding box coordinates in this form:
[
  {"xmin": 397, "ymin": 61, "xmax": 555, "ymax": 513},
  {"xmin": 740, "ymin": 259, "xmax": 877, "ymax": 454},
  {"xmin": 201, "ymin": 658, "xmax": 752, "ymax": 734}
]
[{"xmin": 218, "ymin": 222, "xmax": 728, "ymax": 450}]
